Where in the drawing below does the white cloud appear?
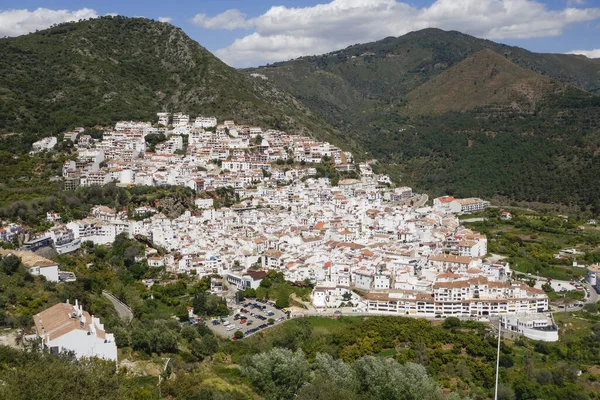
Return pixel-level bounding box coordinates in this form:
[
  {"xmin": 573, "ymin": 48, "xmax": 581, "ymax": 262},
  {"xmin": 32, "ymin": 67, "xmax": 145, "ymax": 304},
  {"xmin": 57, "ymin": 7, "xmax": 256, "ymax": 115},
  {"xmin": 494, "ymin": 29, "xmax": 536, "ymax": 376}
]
[
  {"xmin": 567, "ymin": 48, "xmax": 600, "ymax": 58},
  {"xmin": 191, "ymin": 9, "xmax": 254, "ymax": 30},
  {"xmin": 210, "ymin": 0, "xmax": 600, "ymax": 67},
  {"xmin": 0, "ymin": 8, "xmax": 98, "ymax": 37},
  {"xmin": 158, "ymin": 17, "xmax": 172, "ymax": 23}
]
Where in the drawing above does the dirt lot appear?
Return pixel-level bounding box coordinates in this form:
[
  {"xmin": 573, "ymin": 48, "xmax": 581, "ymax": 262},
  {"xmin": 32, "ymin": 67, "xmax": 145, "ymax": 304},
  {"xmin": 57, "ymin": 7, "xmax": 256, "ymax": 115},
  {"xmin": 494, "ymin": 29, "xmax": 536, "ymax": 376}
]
[{"xmin": 0, "ymin": 328, "xmax": 21, "ymax": 349}]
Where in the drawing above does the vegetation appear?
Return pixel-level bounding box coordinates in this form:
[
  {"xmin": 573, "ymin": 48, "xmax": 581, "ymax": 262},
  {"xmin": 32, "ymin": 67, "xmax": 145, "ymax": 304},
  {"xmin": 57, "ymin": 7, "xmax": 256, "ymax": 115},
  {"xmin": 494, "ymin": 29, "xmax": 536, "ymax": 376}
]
[
  {"xmin": 249, "ymin": 28, "xmax": 600, "ymax": 209},
  {"xmin": 253, "ymin": 270, "xmax": 313, "ymax": 305},
  {"xmin": 0, "ymin": 179, "xmax": 198, "ymax": 229},
  {"xmin": 4, "ymin": 239, "xmax": 600, "ymax": 400},
  {"xmin": 0, "ymin": 16, "xmax": 350, "ymax": 153},
  {"xmin": 463, "ymin": 208, "xmax": 600, "ymax": 280}
]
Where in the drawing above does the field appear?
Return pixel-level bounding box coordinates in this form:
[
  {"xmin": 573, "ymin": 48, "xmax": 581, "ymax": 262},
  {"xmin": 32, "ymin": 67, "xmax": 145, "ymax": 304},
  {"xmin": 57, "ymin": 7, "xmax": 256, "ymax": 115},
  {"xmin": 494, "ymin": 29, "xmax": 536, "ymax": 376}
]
[{"xmin": 463, "ymin": 209, "xmax": 599, "ymax": 280}]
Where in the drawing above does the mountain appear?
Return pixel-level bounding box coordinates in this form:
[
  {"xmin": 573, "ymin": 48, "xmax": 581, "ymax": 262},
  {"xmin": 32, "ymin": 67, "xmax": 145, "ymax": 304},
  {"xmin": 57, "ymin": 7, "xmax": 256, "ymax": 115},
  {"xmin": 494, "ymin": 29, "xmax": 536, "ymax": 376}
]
[
  {"xmin": 0, "ymin": 16, "xmax": 347, "ymax": 152},
  {"xmin": 2, "ymin": 21, "xmax": 600, "ymax": 210},
  {"xmin": 247, "ymin": 29, "xmax": 600, "ymax": 211},
  {"xmin": 405, "ymin": 49, "xmax": 567, "ymax": 115}
]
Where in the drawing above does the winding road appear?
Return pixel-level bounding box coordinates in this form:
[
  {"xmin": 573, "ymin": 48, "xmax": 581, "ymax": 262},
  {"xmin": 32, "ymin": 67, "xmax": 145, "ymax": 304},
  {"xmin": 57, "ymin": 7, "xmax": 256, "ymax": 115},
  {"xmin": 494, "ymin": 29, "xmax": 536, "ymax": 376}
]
[
  {"xmin": 103, "ymin": 291, "xmax": 133, "ymax": 321},
  {"xmin": 413, "ymin": 194, "xmax": 428, "ymax": 208}
]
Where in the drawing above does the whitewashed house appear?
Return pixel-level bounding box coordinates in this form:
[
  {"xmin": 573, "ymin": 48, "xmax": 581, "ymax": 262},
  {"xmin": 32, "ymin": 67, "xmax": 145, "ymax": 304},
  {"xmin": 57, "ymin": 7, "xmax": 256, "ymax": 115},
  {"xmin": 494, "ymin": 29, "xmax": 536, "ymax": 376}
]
[{"xmin": 33, "ymin": 300, "xmax": 117, "ymax": 362}]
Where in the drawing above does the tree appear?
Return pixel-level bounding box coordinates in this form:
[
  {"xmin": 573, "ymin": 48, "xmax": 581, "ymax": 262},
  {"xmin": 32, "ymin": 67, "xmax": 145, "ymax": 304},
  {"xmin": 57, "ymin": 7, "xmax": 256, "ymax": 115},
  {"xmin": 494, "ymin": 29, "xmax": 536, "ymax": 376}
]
[
  {"xmin": 233, "ymin": 330, "xmax": 244, "ymax": 340},
  {"xmin": 442, "ymin": 317, "xmax": 461, "ymax": 330},
  {"xmin": 131, "ymin": 322, "xmax": 179, "ymax": 354},
  {"xmin": 0, "ymin": 346, "xmax": 128, "ymax": 400},
  {"xmin": 499, "ymin": 354, "xmax": 514, "ymax": 368},
  {"xmin": 353, "ymin": 357, "xmax": 444, "ymax": 400},
  {"xmin": 232, "ymin": 260, "xmax": 242, "ymax": 271},
  {"xmin": 314, "ymin": 353, "xmax": 357, "ymax": 390},
  {"xmin": 241, "ymin": 348, "xmax": 310, "ymax": 400},
  {"xmin": 273, "ymin": 318, "xmax": 312, "ymax": 350},
  {"xmin": 297, "ymin": 377, "xmax": 358, "ymax": 400},
  {"xmin": 275, "ymin": 292, "xmax": 290, "ymax": 309},
  {"xmin": 181, "ymin": 325, "xmax": 199, "ymax": 343},
  {"xmin": 496, "ymin": 383, "xmax": 516, "ymax": 400},
  {"xmin": 583, "ymin": 303, "xmax": 597, "ymax": 313},
  {"xmin": 191, "ymin": 333, "xmax": 219, "ymax": 360},
  {"xmin": 1, "ymin": 254, "xmax": 21, "ymax": 275}
]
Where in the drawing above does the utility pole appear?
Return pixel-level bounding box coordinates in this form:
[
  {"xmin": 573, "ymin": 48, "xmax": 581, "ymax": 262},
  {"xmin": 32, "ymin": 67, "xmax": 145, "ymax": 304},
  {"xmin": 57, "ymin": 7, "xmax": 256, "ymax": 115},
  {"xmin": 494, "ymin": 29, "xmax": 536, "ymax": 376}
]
[
  {"xmin": 494, "ymin": 318, "xmax": 502, "ymax": 400},
  {"xmin": 563, "ymin": 293, "xmax": 568, "ymax": 326}
]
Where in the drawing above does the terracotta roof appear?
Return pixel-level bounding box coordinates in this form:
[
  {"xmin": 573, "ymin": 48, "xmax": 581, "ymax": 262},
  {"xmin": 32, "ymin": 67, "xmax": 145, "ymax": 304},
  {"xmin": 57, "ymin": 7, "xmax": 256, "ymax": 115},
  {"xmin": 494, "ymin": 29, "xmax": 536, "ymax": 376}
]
[
  {"xmin": 429, "ymin": 254, "xmax": 474, "ymax": 264},
  {"xmin": 34, "ymin": 302, "xmax": 92, "ymax": 341},
  {"xmin": 264, "ymin": 249, "xmax": 283, "ymax": 257},
  {"xmin": 436, "ymin": 196, "xmax": 455, "ymax": 203}
]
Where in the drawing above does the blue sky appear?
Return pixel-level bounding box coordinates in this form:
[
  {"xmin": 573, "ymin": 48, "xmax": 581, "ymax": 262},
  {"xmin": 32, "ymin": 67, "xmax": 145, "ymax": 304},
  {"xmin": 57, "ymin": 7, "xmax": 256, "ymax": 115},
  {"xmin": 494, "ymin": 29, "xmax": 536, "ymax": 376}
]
[{"xmin": 1, "ymin": 0, "xmax": 599, "ymax": 67}]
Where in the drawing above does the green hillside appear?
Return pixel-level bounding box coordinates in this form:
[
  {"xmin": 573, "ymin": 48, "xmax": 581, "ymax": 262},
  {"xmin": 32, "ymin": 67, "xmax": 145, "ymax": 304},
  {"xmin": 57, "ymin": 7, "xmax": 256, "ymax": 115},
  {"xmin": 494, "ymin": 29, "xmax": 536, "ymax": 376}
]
[
  {"xmin": 247, "ymin": 29, "xmax": 600, "ymax": 212},
  {"xmin": 405, "ymin": 49, "xmax": 567, "ymax": 115},
  {"xmin": 0, "ymin": 16, "xmax": 348, "ymax": 152}
]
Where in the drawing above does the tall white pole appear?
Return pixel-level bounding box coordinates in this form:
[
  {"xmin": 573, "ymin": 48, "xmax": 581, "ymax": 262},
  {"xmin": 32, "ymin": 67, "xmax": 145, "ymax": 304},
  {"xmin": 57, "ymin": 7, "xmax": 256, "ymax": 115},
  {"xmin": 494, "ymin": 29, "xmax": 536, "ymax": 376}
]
[{"xmin": 494, "ymin": 319, "xmax": 502, "ymax": 400}]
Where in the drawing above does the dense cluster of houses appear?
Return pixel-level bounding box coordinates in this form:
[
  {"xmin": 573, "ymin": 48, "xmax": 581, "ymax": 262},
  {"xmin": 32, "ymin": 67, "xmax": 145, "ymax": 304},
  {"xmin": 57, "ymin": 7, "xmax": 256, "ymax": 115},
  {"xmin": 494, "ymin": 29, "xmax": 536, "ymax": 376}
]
[
  {"xmin": 34, "ymin": 176, "xmax": 546, "ymax": 322},
  {"xmin": 15, "ymin": 112, "xmax": 557, "ymax": 354},
  {"xmin": 53, "ymin": 113, "xmax": 358, "ymax": 192}
]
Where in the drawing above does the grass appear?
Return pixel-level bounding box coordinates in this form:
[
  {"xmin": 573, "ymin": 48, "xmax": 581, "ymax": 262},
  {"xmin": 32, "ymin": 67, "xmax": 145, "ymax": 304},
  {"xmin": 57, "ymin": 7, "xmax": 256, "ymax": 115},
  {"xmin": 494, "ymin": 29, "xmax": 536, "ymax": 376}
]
[
  {"xmin": 546, "ymin": 290, "xmax": 585, "ymax": 302},
  {"xmin": 306, "ymin": 316, "xmax": 362, "ymax": 334},
  {"xmin": 464, "ymin": 212, "xmax": 600, "ymax": 280}
]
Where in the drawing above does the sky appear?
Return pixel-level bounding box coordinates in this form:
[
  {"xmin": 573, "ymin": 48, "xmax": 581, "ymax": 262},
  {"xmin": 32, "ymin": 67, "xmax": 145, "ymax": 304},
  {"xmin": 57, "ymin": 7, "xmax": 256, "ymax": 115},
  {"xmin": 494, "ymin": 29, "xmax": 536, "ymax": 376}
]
[{"xmin": 1, "ymin": 0, "xmax": 599, "ymax": 67}]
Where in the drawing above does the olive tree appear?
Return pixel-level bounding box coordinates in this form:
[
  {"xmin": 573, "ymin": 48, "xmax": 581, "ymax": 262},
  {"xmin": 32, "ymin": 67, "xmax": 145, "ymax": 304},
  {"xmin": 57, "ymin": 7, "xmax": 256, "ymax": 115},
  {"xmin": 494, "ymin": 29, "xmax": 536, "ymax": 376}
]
[{"xmin": 241, "ymin": 348, "xmax": 310, "ymax": 399}]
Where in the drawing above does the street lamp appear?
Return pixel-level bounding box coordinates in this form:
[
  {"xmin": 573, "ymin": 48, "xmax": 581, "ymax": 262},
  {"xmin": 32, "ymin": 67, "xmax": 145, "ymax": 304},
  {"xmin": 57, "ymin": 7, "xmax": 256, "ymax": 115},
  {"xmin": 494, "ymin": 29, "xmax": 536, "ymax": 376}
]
[{"xmin": 494, "ymin": 319, "xmax": 501, "ymax": 400}]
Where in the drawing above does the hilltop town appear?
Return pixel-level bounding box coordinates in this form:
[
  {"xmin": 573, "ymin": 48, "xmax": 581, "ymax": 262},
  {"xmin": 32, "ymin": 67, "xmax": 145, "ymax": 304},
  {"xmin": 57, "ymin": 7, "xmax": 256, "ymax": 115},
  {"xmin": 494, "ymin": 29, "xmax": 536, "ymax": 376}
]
[{"xmin": 9, "ymin": 112, "xmax": 558, "ymax": 341}]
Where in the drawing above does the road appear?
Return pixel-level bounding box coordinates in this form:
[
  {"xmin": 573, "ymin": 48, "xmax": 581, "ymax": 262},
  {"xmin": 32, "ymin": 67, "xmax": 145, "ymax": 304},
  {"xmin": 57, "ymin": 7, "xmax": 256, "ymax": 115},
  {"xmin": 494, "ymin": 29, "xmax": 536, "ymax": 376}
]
[
  {"xmin": 103, "ymin": 291, "xmax": 133, "ymax": 321},
  {"xmin": 413, "ymin": 194, "xmax": 428, "ymax": 208},
  {"xmin": 461, "ymin": 217, "xmax": 487, "ymax": 223}
]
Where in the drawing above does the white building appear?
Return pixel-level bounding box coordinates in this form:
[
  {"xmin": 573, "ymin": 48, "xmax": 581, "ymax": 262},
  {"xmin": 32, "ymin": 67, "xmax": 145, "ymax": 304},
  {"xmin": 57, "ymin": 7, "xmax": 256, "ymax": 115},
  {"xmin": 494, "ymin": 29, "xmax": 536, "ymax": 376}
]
[
  {"xmin": 587, "ymin": 264, "xmax": 600, "ymax": 293},
  {"xmin": 157, "ymin": 112, "xmax": 170, "ymax": 126},
  {"xmin": 31, "ymin": 137, "xmax": 57, "ymax": 153},
  {"xmin": 29, "ymin": 260, "xmax": 60, "ymax": 282},
  {"xmin": 172, "ymin": 112, "xmax": 190, "ymax": 127},
  {"xmin": 226, "ymin": 271, "xmax": 266, "ymax": 290},
  {"xmin": 195, "ymin": 198, "xmax": 214, "ymax": 209},
  {"xmin": 501, "ymin": 313, "xmax": 558, "ymax": 342},
  {"xmin": 67, "ymin": 219, "xmax": 118, "ymax": 245},
  {"xmin": 46, "ymin": 211, "xmax": 62, "ymax": 223},
  {"xmin": 0, "ymin": 250, "xmax": 60, "ymax": 282},
  {"xmin": 433, "ymin": 196, "xmax": 489, "ymax": 214},
  {"xmin": 194, "ymin": 116, "xmax": 218, "ymax": 129},
  {"xmin": 33, "ymin": 300, "xmax": 117, "ymax": 362}
]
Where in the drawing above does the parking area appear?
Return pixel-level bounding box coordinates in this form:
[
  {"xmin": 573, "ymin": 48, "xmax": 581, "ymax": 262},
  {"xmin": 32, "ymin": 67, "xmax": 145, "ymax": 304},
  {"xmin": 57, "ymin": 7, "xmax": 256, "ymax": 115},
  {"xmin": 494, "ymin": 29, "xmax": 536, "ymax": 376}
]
[{"xmin": 207, "ymin": 298, "xmax": 289, "ymax": 340}]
